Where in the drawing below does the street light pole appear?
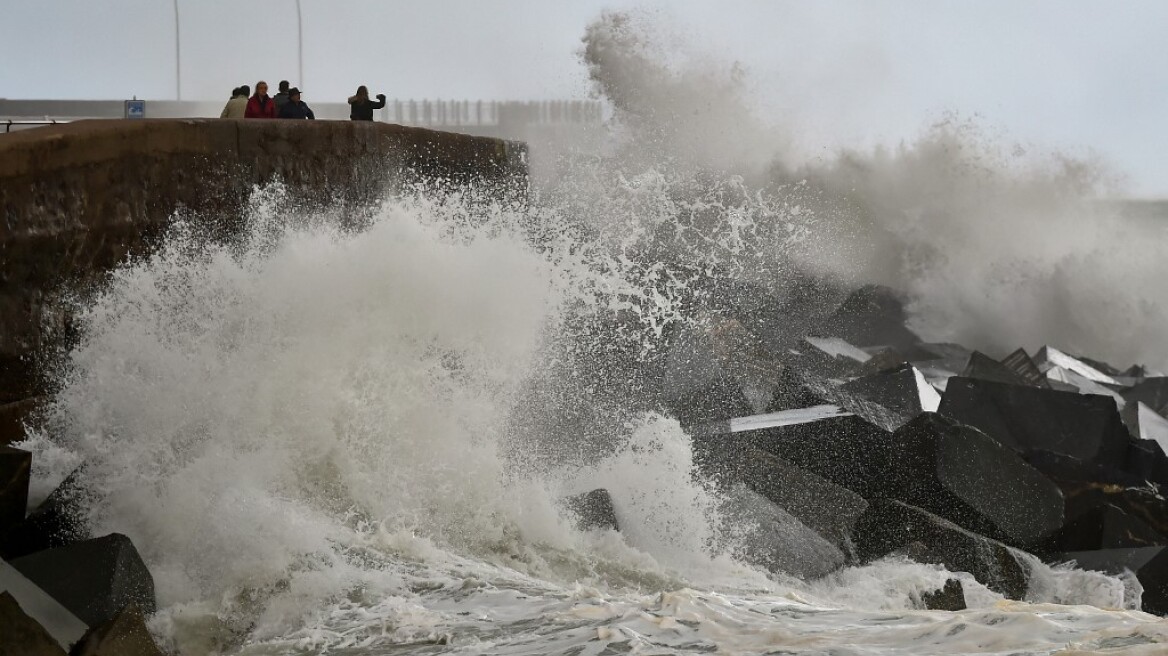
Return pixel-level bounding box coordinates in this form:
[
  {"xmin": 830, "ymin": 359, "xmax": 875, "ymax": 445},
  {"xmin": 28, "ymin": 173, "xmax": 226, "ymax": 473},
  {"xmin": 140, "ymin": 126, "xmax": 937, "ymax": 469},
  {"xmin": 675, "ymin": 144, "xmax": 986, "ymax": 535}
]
[
  {"xmin": 173, "ymin": 0, "xmax": 182, "ymax": 100},
  {"xmin": 296, "ymin": 0, "xmax": 304, "ymax": 87}
]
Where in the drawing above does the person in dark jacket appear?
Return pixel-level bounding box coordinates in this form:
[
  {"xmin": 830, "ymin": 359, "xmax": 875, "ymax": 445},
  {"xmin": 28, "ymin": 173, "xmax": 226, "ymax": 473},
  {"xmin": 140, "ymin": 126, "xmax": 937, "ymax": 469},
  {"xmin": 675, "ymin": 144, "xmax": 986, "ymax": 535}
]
[
  {"xmin": 278, "ymin": 88, "xmax": 315, "ymax": 120},
  {"xmin": 273, "ymin": 80, "xmax": 291, "ymax": 111},
  {"xmin": 245, "ymin": 81, "xmax": 278, "ymax": 118},
  {"xmin": 347, "ymin": 85, "xmax": 386, "ymax": 121}
]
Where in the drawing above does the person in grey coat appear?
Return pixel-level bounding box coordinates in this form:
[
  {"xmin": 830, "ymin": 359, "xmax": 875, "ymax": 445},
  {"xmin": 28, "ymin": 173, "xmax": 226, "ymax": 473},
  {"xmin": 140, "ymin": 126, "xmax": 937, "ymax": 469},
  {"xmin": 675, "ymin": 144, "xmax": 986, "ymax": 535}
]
[{"xmin": 220, "ymin": 85, "xmax": 249, "ymax": 118}]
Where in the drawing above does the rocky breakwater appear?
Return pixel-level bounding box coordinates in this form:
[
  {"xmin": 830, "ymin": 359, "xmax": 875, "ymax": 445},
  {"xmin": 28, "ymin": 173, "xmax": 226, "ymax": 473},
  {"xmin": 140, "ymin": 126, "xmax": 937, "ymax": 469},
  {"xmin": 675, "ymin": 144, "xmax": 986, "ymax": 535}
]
[
  {"xmin": 571, "ymin": 284, "xmax": 1168, "ymax": 613},
  {"xmin": 0, "ymin": 119, "xmax": 525, "ymax": 653}
]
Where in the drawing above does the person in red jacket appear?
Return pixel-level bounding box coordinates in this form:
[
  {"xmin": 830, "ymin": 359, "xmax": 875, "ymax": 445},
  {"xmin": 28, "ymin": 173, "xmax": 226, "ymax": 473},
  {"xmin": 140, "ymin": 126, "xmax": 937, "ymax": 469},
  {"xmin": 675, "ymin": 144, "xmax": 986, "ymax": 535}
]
[{"xmin": 245, "ymin": 81, "xmax": 278, "ymax": 119}]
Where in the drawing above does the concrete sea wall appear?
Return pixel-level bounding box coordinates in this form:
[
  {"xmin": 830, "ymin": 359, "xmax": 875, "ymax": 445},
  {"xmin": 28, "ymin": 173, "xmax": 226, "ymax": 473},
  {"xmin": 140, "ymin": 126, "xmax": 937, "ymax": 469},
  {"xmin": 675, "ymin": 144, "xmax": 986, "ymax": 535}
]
[{"xmin": 0, "ymin": 118, "xmax": 527, "ymax": 411}]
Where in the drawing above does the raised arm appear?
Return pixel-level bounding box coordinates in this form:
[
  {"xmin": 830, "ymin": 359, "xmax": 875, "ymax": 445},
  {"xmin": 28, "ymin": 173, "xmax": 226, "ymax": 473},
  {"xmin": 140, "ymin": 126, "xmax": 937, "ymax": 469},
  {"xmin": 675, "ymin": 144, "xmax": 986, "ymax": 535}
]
[{"xmin": 370, "ymin": 94, "xmax": 387, "ymax": 110}]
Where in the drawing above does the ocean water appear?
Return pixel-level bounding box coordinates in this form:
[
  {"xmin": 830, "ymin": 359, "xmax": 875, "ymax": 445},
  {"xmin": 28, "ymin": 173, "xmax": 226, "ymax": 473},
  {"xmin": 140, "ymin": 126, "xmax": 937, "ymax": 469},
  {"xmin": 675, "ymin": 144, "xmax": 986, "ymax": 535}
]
[{"xmin": 18, "ymin": 11, "xmax": 1168, "ymax": 655}]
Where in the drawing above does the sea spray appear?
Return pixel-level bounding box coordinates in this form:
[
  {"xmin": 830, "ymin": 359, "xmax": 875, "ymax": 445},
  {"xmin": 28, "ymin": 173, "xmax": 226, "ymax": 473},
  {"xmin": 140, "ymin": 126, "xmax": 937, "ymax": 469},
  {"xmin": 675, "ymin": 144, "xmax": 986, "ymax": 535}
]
[
  {"xmin": 577, "ymin": 10, "xmax": 1168, "ymax": 371},
  {"xmin": 15, "ymin": 9, "xmax": 1168, "ymax": 654}
]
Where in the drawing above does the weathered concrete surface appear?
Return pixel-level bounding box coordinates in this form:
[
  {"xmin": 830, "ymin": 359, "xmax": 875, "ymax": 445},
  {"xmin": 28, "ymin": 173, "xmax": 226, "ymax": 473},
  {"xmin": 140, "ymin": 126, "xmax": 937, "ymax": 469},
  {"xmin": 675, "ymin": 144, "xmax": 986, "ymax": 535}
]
[{"xmin": 0, "ymin": 119, "xmax": 527, "ymax": 402}]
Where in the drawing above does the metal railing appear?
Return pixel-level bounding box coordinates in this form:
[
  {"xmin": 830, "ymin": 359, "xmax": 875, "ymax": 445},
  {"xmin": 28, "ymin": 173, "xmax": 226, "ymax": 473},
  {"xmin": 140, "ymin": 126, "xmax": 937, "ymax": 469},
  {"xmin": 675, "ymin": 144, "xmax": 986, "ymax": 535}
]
[
  {"xmin": 380, "ymin": 100, "xmax": 603, "ymax": 127},
  {"xmin": 0, "ymin": 99, "xmax": 605, "ymax": 134},
  {"xmin": 3, "ymin": 118, "xmax": 72, "ymax": 133},
  {"xmin": 0, "ymin": 99, "xmax": 604, "ymax": 128}
]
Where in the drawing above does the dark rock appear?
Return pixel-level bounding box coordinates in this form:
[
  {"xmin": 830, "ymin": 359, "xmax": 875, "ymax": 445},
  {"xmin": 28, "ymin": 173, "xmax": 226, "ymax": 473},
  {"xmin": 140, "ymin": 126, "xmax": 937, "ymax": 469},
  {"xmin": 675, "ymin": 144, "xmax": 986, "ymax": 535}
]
[
  {"xmin": 1123, "ymin": 437, "xmax": 1168, "ymax": 486},
  {"xmin": 701, "ymin": 408, "xmax": 1063, "ymax": 549},
  {"xmin": 0, "ymin": 397, "xmax": 43, "ymax": 447},
  {"xmin": 0, "ymin": 591, "xmax": 67, "ymax": 656},
  {"xmin": 919, "ymin": 579, "xmax": 966, "ymax": 611},
  {"xmin": 890, "ymin": 413, "xmax": 1064, "ymax": 548},
  {"xmin": 658, "ymin": 319, "xmax": 788, "ymax": 427},
  {"xmin": 693, "ymin": 439, "xmax": 867, "ymax": 549},
  {"xmin": 1058, "ymin": 547, "xmax": 1168, "ymax": 615},
  {"xmin": 1121, "ymin": 365, "xmax": 1151, "ymax": 380},
  {"xmin": 666, "ymin": 376, "xmax": 755, "ymax": 427},
  {"xmin": 852, "ymin": 499, "xmax": 1030, "ymax": 600},
  {"xmin": 764, "ymin": 367, "xmax": 828, "ymax": 413},
  {"xmin": 1024, "ymin": 452, "xmax": 1168, "ymax": 539},
  {"xmin": 813, "ymin": 285, "xmax": 930, "ymax": 358},
  {"xmin": 1123, "ymin": 378, "xmax": 1168, "ymax": 418},
  {"xmin": 561, "ymin": 489, "xmax": 619, "ymax": 532},
  {"xmin": 718, "ymin": 484, "xmax": 845, "ymax": 579},
  {"xmin": 938, "ymin": 377, "xmax": 1129, "ymax": 466},
  {"xmin": 961, "ymin": 351, "xmax": 1031, "ymax": 387},
  {"xmin": 802, "ymin": 375, "xmax": 921, "ymax": 433},
  {"xmin": 730, "ymin": 411, "xmax": 895, "ymax": 499},
  {"xmin": 1024, "ymin": 450, "xmax": 1147, "ymax": 491},
  {"xmin": 0, "ymin": 467, "xmax": 89, "ymax": 560},
  {"xmin": 0, "ymin": 446, "xmax": 31, "ymax": 533},
  {"xmin": 1121, "ymin": 402, "xmax": 1168, "ymax": 448},
  {"xmin": 853, "ymin": 347, "xmax": 911, "ymax": 376},
  {"xmin": 838, "ymin": 363, "xmax": 940, "ymax": 427},
  {"xmin": 69, "ymin": 604, "xmax": 163, "ymax": 656},
  {"xmin": 913, "ymin": 342, "xmax": 974, "ymax": 373},
  {"xmin": 0, "ymin": 560, "xmax": 88, "ymax": 650},
  {"xmin": 1038, "ymin": 504, "xmax": 1165, "ymax": 554},
  {"xmin": 10, "ymin": 534, "xmax": 155, "ymax": 628},
  {"xmin": 999, "ymin": 348, "xmax": 1050, "ymax": 389}
]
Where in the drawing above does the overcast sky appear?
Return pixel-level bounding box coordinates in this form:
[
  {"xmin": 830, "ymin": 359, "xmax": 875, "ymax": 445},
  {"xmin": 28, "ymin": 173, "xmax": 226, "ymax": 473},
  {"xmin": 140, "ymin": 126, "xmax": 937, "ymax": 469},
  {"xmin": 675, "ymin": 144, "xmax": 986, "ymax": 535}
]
[{"xmin": 2, "ymin": 1, "xmax": 1165, "ymax": 196}]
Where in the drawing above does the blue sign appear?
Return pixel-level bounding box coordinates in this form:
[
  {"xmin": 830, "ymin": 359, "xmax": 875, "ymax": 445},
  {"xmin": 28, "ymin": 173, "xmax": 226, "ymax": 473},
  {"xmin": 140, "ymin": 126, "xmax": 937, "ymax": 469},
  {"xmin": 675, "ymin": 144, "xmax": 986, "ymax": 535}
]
[{"xmin": 124, "ymin": 99, "xmax": 145, "ymax": 119}]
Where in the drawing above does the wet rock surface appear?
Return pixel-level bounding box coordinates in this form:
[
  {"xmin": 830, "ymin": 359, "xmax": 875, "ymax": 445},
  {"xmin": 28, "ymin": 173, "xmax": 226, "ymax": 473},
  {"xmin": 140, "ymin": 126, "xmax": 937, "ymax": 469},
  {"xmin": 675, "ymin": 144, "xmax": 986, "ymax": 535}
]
[
  {"xmin": 888, "ymin": 413, "xmax": 1064, "ymax": 548},
  {"xmin": 0, "ymin": 447, "xmax": 31, "ymax": 535},
  {"xmin": 1, "ymin": 467, "xmax": 88, "ymax": 561},
  {"xmin": 0, "ymin": 591, "xmax": 66, "ymax": 656},
  {"xmin": 1059, "ymin": 547, "xmax": 1168, "ymax": 615},
  {"xmin": 10, "ymin": 534, "xmax": 155, "ymax": 628},
  {"xmin": 659, "ymin": 279, "xmax": 1168, "ymax": 614},
  {"xmin": 919, "ymin": 578, "xmax": 967, "ymax": 611},
  {"xmin": 693, "ymin": 441, "xmax": 867, "ymax": 549},
  {"xmin": 852, "ymin": 499, "xmax": 1030, "ymax": 600},
  {"xmin": 68, "ymin": 604, "xmax": 164, "ymax": 656},
  {"xmin": 561, "ymin": 489, "xmax": 620, "ymax": 532},
  {"xmin": 939, "ymin": 376, "xmax": 1130, "ymax": 465}
]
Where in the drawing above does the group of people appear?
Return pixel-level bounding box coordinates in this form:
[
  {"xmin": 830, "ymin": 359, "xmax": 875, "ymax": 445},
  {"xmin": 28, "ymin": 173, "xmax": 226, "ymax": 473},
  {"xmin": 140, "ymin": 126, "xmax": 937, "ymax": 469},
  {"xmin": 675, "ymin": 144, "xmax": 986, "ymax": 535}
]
[{"xmin": 220, "ymin": 80, "xmax": 388, "ymax": 121}]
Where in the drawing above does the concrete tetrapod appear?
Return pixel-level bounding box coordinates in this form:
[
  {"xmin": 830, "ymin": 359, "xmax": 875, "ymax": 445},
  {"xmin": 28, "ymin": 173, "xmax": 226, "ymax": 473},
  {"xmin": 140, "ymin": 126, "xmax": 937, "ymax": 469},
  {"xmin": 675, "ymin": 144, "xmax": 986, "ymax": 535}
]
[
  {"xmin": 0, "ymin": 446, "xmax": 31, "ymax": 534},
  {"xmin": 1059, "ymin": 547, "xmax": 1168, "ymax": 615},
  {"xmin": 939, "ymin": 377, "xmax": 1130, "ymax": 466},
  {"xmin": 561, "ymin": 489, "xmax": 619, "ymax": 533},
  {"xmin": 1, "ymin": 467, "xmax": 88, "ymax": 560},
  {"xmin": 691, "ymin": 439, "xmax": 867, "ymax": 551},
  {"xmin": 10, "ymin": 534, "xmax": 154, "ymax": 628},
  {"xmin": 889, "ymin": 413, "xmax": 1064, "ymax": 548},
  {"xmin": 852, "ymin": 499, "xmax": 1031, "ymax": 600},
  {"xmin": 0, "ymin": 591, "xmax": 66, "ymax": 656},
  {"xmin": 69, "ymin": 604, "xmax": 164, "ymax": 656}
]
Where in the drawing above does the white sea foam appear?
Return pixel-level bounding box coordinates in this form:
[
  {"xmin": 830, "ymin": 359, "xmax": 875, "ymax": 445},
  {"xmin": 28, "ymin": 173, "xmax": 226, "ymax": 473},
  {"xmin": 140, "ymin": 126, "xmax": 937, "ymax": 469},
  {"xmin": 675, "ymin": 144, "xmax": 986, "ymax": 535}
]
[{"xmin": 18, "ymin": 9, "xmax": 1168, "ymax": 656}]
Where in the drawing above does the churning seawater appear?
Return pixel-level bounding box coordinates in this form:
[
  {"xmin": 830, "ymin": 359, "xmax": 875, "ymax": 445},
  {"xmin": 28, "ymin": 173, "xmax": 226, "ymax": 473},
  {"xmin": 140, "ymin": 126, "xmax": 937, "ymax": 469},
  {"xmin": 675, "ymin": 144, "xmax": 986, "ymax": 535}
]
[{"xmin": 18, "ymin": 11, "xmax": 1168, "ymax": 655}]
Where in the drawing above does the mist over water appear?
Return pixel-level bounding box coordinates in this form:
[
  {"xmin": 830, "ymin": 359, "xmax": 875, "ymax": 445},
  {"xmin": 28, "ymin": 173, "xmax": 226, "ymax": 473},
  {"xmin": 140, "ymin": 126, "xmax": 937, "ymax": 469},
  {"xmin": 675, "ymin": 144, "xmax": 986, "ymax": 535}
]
[
  {"xmin": 18, "ymin": 10, "xmax": 1168, "ymax": 655},
  {"xmin": 577, "ymin": 10, "xmax": 1168, "ymax": 370}
]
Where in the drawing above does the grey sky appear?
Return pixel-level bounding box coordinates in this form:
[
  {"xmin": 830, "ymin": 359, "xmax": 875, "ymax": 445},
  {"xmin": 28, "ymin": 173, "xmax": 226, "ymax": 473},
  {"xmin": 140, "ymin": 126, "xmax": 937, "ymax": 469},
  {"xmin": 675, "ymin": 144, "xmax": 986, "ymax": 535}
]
[{"xmin": 1, "ymin": 1, "xmax": 1164, "ymax": 196}]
